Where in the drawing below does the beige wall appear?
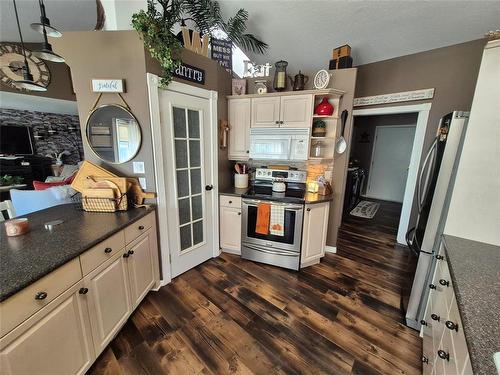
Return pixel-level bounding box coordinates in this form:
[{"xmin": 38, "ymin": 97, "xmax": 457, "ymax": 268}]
[
  {"xmin": 0, "ymin": 42, "xmax": 76, "ymax": 102},
  {"xmin": 53, "ymin": 31, "xmax": 232, "ymax": 193},
  {"xmin": 355, "ymin": 38, "xmax": 485, "ymax": 227}
]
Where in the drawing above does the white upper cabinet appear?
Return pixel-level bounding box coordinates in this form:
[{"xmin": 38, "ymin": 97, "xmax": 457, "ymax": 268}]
[
  {"xmin": 280, "ymin": 94, "xmax": 313, "ymax": 128},
  {"xmin": 228, "ymin": 98, "xmax": 251, "ymax": 160},
  {"xmin": 251, "ymin": 97, "xmax": 281, "ymax": 127}
]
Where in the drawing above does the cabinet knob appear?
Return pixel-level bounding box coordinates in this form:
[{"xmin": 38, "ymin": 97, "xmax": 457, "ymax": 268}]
[
  {"xmin": 306, "ymin": 208, "xmax": 311, "ymax": 212},
  {"xmin": 431, "ymin": 313, "xmax": 440, "ymax": 322},
  {"xmin": 435, "ymin": 254, "xmax": 444, "ymax": 260},
  {"xmin": 104, "ymin": 247, "xmax": 112, "ymax": 254},
  {"xmin": 439, "ymin": 279, "xmax": 449, "ymax": 287},
  {"xmin": 34, "ymin": 291, "xmax": 47, "ymax": 300},
  {"xmin": 437, "ymin": 350, "xmax": 450, "ymax": 361},
  {"xmin": 229, "ymin": 200, "xmax": 232, "ymax": 204},
  {"xmin": 79, "ymin": 288, "xmax": 89, "ymax": 295},
  {"xmin": 445, "ymin": 320, "xmax": 459, "ymax": 331},
  {"xmin": 238, "ymin": 212, "xmax": 241, "ymax": 216},
  {"xmin": 429, "ymin": 284, "xmax": 436, "ymax": 289},
  {"xmin": 246, "ymin": 150, "xmax": 249, "ymax": 154},
  {"xmin": 422, "ymin": 356, "xmax": 429, "ymax": 364},
  {"xmin": 138, "ymin": 225, "xmax": 145, "ymax": 230},
  {"xmin": 123, "ymin": 252, "xmax": 130, "ymax": 258},
  {"xmin": 420, "ymin": 319, "xmax": 428, "ymax": 326},
  {"xmin": 128, "ymin": 250, "xmax": 134, "ymax": 256},
  {"xmin": 275, "ymin": 120, "xmax": 280, "ymax": 125}
]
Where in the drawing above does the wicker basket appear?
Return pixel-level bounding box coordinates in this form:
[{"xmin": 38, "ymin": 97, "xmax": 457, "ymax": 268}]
[{"xmin": 72, "ymin": 191, "xmax": 128, "ymax": 212}]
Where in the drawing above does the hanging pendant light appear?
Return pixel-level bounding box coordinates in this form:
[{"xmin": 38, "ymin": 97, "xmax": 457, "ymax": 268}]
[
  {"xmin": 30, "ymin": 0, "xmax": 62, "ymax": 38},
  {"xmin": 12, "ymin": 0, "xmax": 47, "ymax": 92},
  {"xmin": 32, "ymin": 24, "xmax": 65, "ymax": 62}
]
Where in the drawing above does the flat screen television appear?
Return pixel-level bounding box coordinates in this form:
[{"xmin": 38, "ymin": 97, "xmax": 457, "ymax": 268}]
[{"xmin": 0, "ymin": 125, "xmax": 34, "ymax": 155}]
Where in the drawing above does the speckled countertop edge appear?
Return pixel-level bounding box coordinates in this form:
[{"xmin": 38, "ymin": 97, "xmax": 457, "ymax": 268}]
[{"xmin": 442, "ymin": 235, "xmax": 500, "ymax": 375}]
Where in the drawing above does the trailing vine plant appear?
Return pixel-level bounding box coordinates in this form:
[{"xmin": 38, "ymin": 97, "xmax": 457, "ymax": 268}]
[{"xmin": 132, "ymin": 0, "xmax": 268, "ymax": 87}]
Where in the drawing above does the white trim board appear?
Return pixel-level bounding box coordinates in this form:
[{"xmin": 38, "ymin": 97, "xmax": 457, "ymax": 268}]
[
  {"xmin": 147, "ymin": 74, "xmax": 219, "ymax": 285},
  {"xmin": 0, "ymin": 91, "xmax": 78, "ymax": 115},
  {"xmin": 353, "ymin": 88, "xmax": 434, "ymax": 107},
  {"xmin": 352, "ymin": 103, "xmax": 431, "ymax": 245},
  {"xmin": 325, "ymin": 246, "xmax": 337, "ymax": 254}
]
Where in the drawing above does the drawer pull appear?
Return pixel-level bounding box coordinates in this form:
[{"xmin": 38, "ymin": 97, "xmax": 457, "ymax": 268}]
[
  {"xmin": 238, "ymin": 212, "xmax": 241, "ymax": 216},
  {"xmin": 138, "ymin": 225, "xmax": 145, "ymax": 230},
  {"xmin": 34, "ymin": 291, "xmax": 48, "ymax": 300},
  {"xmin": 422, "ymin": 356, "xmax": 429, "ymax": 364},
  {"xmin": 79, "ymin": 288, "xmax": 89, "ymax": 295},
  {"xmin": 229, "ymin": 200, "xmax": 232, "ymax": 204},
  {"xmin": 429, "ymin": 284, "xmax": 436, "ymax": 289},
  {"xmin": 307, "ymin": 208, "xmax": 311, "ymax": 212},
  {"xmin": 104, "ymin": 247, "xmax": 112, "ymax": 254},
  {"xmin": 128, "ymin": 250, "xmax": 134, "ymax": 256},
  {"xmin": 420, "ymin": 319, "xmax": 428, "ymax": 326},
  {"xmin": 439, "ymin": 279, "xmax": 449, "ymax": 287},
  {"xmin": 435, "ymin": 254, "xmax": 444, "ymax": 260},
  {"xmin": 437, "ymin": 350, "xmax": 450, "ymax": 361},
  {"xmin": 123, "ymin": 252, "xmax": 130, "ymax": 258},
  {"xmin": 445, "ymin": 320, "xmax": 459, "ymax": 331},
  {"xmin": 431, "ymin": 313, "xmax": 440, "ymax": 322}
]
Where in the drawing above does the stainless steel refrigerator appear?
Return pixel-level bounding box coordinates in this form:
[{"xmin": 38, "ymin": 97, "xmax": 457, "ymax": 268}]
[{"xmin": 405, "ymin": 111, "xmax": 469, "ymax": 330}]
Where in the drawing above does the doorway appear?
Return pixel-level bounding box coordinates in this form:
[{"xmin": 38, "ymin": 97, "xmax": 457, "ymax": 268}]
[{"xmin": 148, "ymin": 76, "xmax": 219, "ymax": 283}]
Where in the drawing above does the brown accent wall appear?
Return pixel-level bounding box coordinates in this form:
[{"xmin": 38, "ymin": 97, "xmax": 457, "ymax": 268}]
[
  {"xmin": 354, "ymin": 38, "xmax": 485, "ymax": 228},
  {"xmin": 0, "ymin": 42, "xmax": 76, "ymax": 102}
]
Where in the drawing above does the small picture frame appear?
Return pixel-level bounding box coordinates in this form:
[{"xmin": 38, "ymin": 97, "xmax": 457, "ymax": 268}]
[{"xmin": 232, "ymin": 79, "xmax": 247, "ymax": 95}]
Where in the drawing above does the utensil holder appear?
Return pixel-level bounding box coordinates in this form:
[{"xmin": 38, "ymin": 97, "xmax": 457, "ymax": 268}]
[{"xmin": 234, "ymin": 174, "xmax": 249, "ymax": 189}]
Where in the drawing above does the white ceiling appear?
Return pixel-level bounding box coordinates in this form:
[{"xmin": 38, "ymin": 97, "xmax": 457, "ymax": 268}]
[
  {"xmin": 0, "ymin": 0, "xmax": 96, "ymax": 43},
  {"xmin": 218, "ymin": 0, "xmax": 500, "ymax": 72},
  {"xmin": 1, "ymin": 0, "xmax": 499, "ymax": 73}
]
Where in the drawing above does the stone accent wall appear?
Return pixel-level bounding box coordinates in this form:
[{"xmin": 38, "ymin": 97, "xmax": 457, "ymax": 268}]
[{"xmin": 0, "ymin": 108, "xmax": 83, "ymax": 165}]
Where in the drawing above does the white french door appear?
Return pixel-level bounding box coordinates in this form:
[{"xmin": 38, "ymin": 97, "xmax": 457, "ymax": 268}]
[{"xmin": 158, "ymin": 88, "xmax": 215, "ymax": 278}]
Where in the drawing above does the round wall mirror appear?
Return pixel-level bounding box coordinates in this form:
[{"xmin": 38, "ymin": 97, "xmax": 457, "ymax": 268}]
[{"xmin": 86, "ymin": 104, "xmax": 141, "ymax": 164}]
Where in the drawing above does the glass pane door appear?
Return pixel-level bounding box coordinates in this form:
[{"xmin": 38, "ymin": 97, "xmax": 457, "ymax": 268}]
[{"xmin": 172, "ymin": 106, "xmax": 204, "ymax": 252}]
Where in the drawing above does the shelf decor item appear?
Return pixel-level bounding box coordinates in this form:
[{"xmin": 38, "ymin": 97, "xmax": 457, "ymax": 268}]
[
  {"xmin": 312, "ymin": 119, "xmax": 327, "ymax": 137},
  {"xmin": 232, "ymin": 78, "xmax": 246, "ymax": 95},
  {"xmin": 313, "ymin": 69, "xmax": 330, "ymax": 89},
  {"xmin": 314, "ymin": 97, "xmax": 334, "ymax": 116},
  {"xmin": 288, "ymin": 71, "xmax": 309, "ymax": 91},
  {"xmin": 329, "ymin": 44, "xmax": 353, "ymax": 70},
  {"xmin": 273, "ymin": 60, "xmax": 288, "ymax": 91},
  {"xmin": 254, "ymin": 79, "xmax": 268, "ymax": 94}
]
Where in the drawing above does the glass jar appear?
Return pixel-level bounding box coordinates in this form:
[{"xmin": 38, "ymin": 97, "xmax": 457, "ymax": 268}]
[
  {"xmin": 311, "ymin": 140, "xmax": 324, "ymax": 158},
  {"xmin": 273, "ymin": 60, "xmax": 288, "ymax": 91}
]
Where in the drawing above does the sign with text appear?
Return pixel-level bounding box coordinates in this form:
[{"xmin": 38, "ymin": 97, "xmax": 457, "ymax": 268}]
[
  {"xmin": 211, "ymin": 38, "xmax": 232, "ymax": 73},
  {"xmin": 91, "ymin": 79, "xmax": 124, "ymax": 93},
  {"xmin": 353, "ymin": 88, "xmax": 435, "ymax": 107},
  {"xmin": 172, "ymin": 62, "xmax": 205, "ymax": 85}
]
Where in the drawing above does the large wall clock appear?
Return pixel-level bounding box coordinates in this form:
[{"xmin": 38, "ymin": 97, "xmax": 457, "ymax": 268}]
[{"xmin": 0, "ymin": 42, "xmax": 51, "ymax": 91}]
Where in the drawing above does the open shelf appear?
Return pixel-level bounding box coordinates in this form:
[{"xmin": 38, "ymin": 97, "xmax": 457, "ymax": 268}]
[
  {"xmin": 313, "ymin": 115, "xmax": 338, "ymax": 119},
  {"xmin": 308, "ymin": 157, "xmax": 334, "ymax": 161},
  {"xmin": 310, "ymin": 136, "xmax": 335, "ymax": 140}
]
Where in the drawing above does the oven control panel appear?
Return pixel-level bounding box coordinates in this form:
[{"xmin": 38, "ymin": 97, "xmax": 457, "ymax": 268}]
[{"xmin": 255, "ymin": 168, "xmax": 307, "ymax": 183}]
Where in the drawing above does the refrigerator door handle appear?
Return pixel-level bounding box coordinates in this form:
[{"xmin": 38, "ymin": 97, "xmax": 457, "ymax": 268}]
[{"xmin": 418, "ymin": 137, "xmax": 438, "ymax": 210}]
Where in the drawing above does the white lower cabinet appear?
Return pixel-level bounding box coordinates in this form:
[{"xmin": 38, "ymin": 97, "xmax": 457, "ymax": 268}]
[
  {"xmin": 0, "ymin": 281, "xmax": 94, "ymax": 375},
  {"xmin": 301, "ymin": 202, "xmax": 330, "ymax": 267},
  {"xmin": 219, "ymin": 195, "xmax": 242, "ymax": 254}
]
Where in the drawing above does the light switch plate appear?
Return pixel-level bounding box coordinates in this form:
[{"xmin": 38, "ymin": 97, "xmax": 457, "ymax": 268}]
[
  {"xmin": 138, "ymin": 177, "xmax": 147, "ymax": 190},
  {"xmin": 133, "ymin": 161, "xmax": 145, "ymax": 174}
]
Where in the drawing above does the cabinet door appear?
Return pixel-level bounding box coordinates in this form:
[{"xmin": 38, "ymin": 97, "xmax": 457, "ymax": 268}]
[
  {"xmin": 84, "ymin": 251, "xmax": 131, "ymax": 357},
  {"xmin": 251, "ymin": 97, "xmax": 280, "ymax": 127},
  {"xmin": 220, "ymin": 205, "xmax": 242, "ymax": 254},
  {"xmin": 126, "ymin": 230, "xmax": 155, "ymax": 308},
  {"xmin": 228, "ymin": 98, "xmax": 250, "ymax": 160},
  {"xmin": 280, "ymin": 94, "xmax": 312, "ymax": 128},
  {"xmin": 0, "ymin": 281, "xmax": 94, "ymax": 375},
  {"xmin": 301, "ymin": 202, "xmax": 329, "ymax": 267}
]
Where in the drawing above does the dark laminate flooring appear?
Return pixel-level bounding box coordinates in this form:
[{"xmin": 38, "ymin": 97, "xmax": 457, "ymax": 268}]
[{"xmin": 88, "ymin": 200, "xmax": 421, "ymax": 375}]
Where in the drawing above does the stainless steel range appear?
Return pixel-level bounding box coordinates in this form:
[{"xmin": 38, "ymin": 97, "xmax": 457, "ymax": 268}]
[{"xmin": 241, "ymin": 168, "xmax": 307, "ymax": 270}]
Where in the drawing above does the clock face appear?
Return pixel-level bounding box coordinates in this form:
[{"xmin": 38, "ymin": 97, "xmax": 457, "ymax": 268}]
[{"xmin": 0, "ymin": 42, "xmax": 51, "ymax": 90}]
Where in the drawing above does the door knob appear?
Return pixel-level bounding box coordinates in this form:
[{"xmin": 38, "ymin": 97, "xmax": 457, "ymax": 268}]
[{"xmin": 205, "ymin": 185, "xmax": 214, "ymax": 191}]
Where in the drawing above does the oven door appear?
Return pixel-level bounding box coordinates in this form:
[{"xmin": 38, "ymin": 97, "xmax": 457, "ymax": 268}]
[{"xmin": 241, "ymin": 198, "xmax": 304, "ymax": 252}]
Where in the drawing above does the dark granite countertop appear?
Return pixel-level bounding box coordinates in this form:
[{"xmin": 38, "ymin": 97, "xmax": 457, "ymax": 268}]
[
  {"xmin": 0, "ymin": 204, "xmax": 156, "ymax": 302},
  {"xmin": 304, "ymin": 192, "xmax": 334, "ymax": 204},
  {"xmin": 219, "ymin": 187, "xmax": 249, "ymax": 197},
  {"xmin": 442, "ymin": 235, "xmax": 500, "ymax": 375}
]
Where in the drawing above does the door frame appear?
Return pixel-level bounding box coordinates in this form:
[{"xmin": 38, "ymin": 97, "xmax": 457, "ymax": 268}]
[
  {"xmin": 147, "ymin": 74, "xmax": 219, "ymax": 286},
  {"xmin": 352, "ymin": 103, "xmax": 431, "ymax": 245},
  {"xmin": 365, "ymin": 124, "xmax": 417, "ymax": 203}
]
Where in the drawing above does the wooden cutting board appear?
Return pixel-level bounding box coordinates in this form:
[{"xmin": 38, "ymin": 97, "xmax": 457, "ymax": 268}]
[
  {"xmin": 126, "ymin": 178, "xmax": 156, "ymax": 205},
  {"xmin": 71, "ymin": 161, "xmax": 117, "ymax": 193}
]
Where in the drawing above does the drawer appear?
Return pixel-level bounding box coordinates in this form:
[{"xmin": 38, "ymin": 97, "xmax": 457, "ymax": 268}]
[
  {"xmin": 80, "ymin": 230, "xmax": 126, "ymax": 275},
  {"xmin": 220, "ymin": 195, "xmax": 241, "ymax": 208},
  {"xmin": 125, "ymin": 212, "xmax": 155, "ymax": 244},
  {"xmin": 447, "ymin": 295, "xmax": 469, "ymax": 374},
  {"xmin": 0, "ymin": 258, "xmax": 81, "ymax": 337}
]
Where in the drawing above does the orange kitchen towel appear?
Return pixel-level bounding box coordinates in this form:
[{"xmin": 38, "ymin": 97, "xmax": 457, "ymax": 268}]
[{"xmin": 255, "ymin": 203, "xmax": 271, "ymax": 235}]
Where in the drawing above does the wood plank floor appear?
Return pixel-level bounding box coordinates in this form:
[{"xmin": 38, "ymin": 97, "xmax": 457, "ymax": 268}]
[{"xmin": 88, "ymin": 200, "xmax": 421, "ymax": 375}]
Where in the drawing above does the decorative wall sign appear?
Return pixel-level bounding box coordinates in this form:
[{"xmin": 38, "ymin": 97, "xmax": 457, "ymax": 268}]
[
  {"xmin": 211, "ymin": 38, "xmax": 232, "ymax": 73},
  {"xmin": 172, "ymin": 62, "xmax": 205, "ymax": 85},
  {"xmin": 91, "ymin": 79, "xmax": 124, "ymax": 93},
  {"xmin": 353, "ymin": 88, "xmax": 435, "ymax": 107}
]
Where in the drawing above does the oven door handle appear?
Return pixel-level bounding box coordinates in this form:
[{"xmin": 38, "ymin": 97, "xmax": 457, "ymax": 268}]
[
  {"xmin": 242, "ymin": 199, "xmax": 303, "ymax": 210},
  {"xmin": 244, "ymin": 243, "xmax": 299, "ymax": 257}
]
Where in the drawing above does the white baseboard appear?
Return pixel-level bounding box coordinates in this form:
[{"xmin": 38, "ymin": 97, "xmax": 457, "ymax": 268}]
[{"xmin": 325, "ymin": 246, "xmax": 337, "ymax": 253}]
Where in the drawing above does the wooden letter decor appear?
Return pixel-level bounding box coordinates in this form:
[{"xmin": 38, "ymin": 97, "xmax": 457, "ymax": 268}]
[{"xmin": 182, "ymin": 27, "xmax": 209, "ymax": 57}]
